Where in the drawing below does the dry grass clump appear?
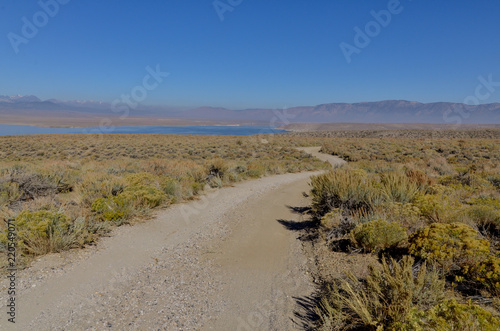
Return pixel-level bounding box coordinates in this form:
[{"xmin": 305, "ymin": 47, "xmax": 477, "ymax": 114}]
[
  {"xmin": 316, "ymin": 256, "xmax": 447, "ymax": 330},
  {"xmin": 310, "ymin": 137, "xmax": 500, "ymax": 329}
]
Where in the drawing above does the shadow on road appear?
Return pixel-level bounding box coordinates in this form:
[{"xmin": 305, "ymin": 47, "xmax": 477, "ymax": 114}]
[{"xmin": 291, "ymin": 294, "xmax": 321, "ymax": 331}]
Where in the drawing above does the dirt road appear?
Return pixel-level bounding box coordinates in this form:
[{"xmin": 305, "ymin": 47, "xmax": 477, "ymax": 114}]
[{"xmin": 1, "ymin": 148, "xmax": 343, "ymax": 330}]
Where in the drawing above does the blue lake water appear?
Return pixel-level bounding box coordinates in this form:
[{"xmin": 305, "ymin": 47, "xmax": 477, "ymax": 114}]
[{"xmin": 0, "ymin": 124, "xmax": 288, "ymax": 136}]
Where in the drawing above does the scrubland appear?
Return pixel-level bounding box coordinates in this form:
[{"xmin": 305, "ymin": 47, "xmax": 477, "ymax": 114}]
[
  {"xmin": 2, "ymin": 130, "xmax": 500, "ymax": 330},
  {"xmin": 310, "ymin": 137, "xmax": 500, "ymax": 330},
  {"xmin": 0, "ymin": 134, "xmax": 328, "ymax": 268}
]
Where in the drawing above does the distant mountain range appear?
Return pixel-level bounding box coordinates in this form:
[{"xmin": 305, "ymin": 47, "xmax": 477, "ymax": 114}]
[{"xmin": 0, "ymin": 95, "xmax": 499, "ymax": 126}]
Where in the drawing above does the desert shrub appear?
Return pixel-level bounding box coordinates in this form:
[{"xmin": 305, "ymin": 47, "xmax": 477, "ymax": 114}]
[
  {"xmin": 246, "ymin": 162, "xmax": 267, "ymax": 178},
  {"xmin": 160, "ymin": 177, "xmax": 182, "ymax": 202},
  {"xmin": 412, "ymin": 192, "xmax": 464, "ymax": 223},
  {"xmin": 405, "ymin": 168, "xmax": 434, "ymax": 190},
  {"xmin": 178, "ymin": 177, "xmax": 203, "ymax": 198},
  {"xmin": 427, "ymin": 156, "xmax": 455, "ymax": 176},
  {"xmin": 121, "ymin": 173, "xmax": 166, "ymax": 208},
  {"xmin": 78, "ymin": 174, "xmax": 126, "ymax": 206},
  {"xmin": 207, "ymin": 175, "xmax": 223, "ymax": 188},
  {"xmin": 321, "ymin": 210, "xmax": 359, "ymax": 241},
  {"xmin": 380, "ymin": 171, "xmax": 420, "ymax": 203},
  {"xmin": 468, "ymin": 204, "xmax": 500, "ymax": 237},
  {"xmin": 488, "ymin": 174, "xmax": 500, "ymax": 189},
  {"xmin": 9, "ymin": 172, "xmax": 57, "ymax": 200},
  {"xmin": 41, "ymin": 167, "xmax": 79, "ymax": 193},
  {"xmin": 0, "ymin": 210, "xmax": 88, "ymax": 255},
  {"xmin": 377, "ymin": 202, "xmax": 423, "ymax": 232},
  {"xmin": 408, "ymin": 223, "xmax": 490, "ymax": 272},
  {"xmin": 350, "ymin": 219, "xmax": 408, "ymax": 252},
  {"xmin": 310, "ymin": 168, "xmax": 380, "ymax": 217},
  {"xmin": 316, "ymin": 256, "xmax": 445, "ymax": 330},
  {"xmin": 320, "ymin": 209, "xmax": 343, "ymax": 230},
  {"xmin": 0, "ymin": 180, "xmax": 21, "ymax": 204},
  {"xmin": 462, "ymin": 255, "xmax": 500, "ymax": 296},
  {"xmin": 399, "ymin": 299, "xmax": 500, "ymax": 331},
  {"xmin": 454, "ymin": 168, "xmax": 492, "ymax": 188},
  {"xmin": 91, "ymin": 196, "xmax": 132, "ymax": 224},
  {"xmin": 120, "ymin": 186, "xmax": 165, "ymax": 209},
  {"xmin": 190, "ymin": 180, "xmax": 205, "ymax": 196},
  {"xmin": 206, "ymin": 158, "xmax": 229, "ymax": 179},
  {"xmin": 125, "ymin": 172, "xmax": 157, "ymax": 187}
]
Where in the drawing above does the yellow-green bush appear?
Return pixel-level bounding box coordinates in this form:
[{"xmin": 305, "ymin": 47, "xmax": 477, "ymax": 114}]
[
  {"xmin": 462, "ymin": 255, "xmax": 500, "ymax": 296},
  {"xmin": 0, "ymin": 210, "xmax": 87, "ymax": 255},
  {"xmin": 350, "ymin": 218, "xmax": 407, "ymax": 252},
  {"xmin": 413, "ymin": 193, "xmax": 464, "ymax": 223},
  {"xmin": 399, "ymin": 299, "xmax": 500, "ymax": 331},
  {"xmin": 91, "ymin": 196, "xmax": 131, "ymax": 224},
  {"xmin": 408, "ymin": 223, "xmax": 490, "ymax": 271},
  {"xmin": 121, "ymin": 173, "xmax": 166, "ymax": 208},
  {"xmin": 120, "ymin": 185, "xmax": 165, "ymax": 209}
]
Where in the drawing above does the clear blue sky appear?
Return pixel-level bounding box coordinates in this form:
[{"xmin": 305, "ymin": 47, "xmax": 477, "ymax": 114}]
[{"xmin": 1, "ymin": 0, "xmax": 499, "ymax": 109}]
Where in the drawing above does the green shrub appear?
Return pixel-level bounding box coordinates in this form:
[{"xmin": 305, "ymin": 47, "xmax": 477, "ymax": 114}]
[
  {"xmin": 400, "ymin": 299, "xmax": 500, "ymax": 331},
  {"xmin": 91, "ymin": 196, "xmax": 131, "ymax": 224},
  {"xmin": 0, "ymin": 210, "xmax": 86, "ymax": 255},
  {"xmin": 408, "ymin": 223, "xmax": 490, "ymax": 271},
  {"xmin": 350, "ymin": 218, "xmax": 408, "ymax": 252},
  {"xmin": 316, "ymin": 256, "xmax": 445, "ymax": 330}
]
